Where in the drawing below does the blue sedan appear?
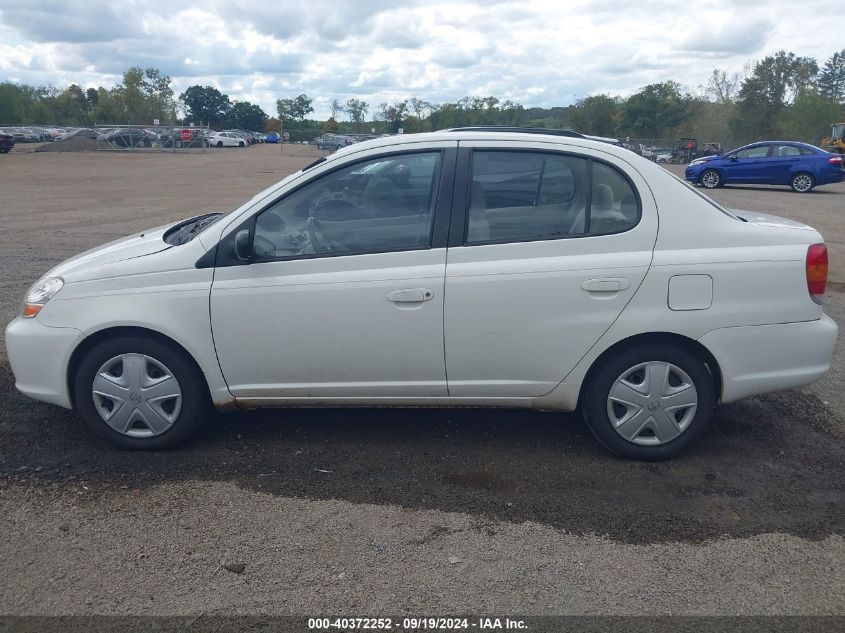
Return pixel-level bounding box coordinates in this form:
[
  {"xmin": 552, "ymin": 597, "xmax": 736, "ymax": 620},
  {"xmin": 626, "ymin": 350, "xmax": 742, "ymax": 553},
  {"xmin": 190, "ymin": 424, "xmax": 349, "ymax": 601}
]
[{"xmin": 685, "ymin": 141, "xmax": 844, "ymax": 193}]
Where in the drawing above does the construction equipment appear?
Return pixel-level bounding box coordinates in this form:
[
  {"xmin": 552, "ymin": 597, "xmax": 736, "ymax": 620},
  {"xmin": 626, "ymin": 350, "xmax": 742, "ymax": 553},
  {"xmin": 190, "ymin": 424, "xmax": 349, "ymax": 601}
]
[
  {"xmin": 820, "ymin": 123, "xmax": 845, "ymax": 154},
  {"xmin": 700, "ymin": 142, "xmax": 722, "ymax": 156},
  {"xmin": 671, "ymin": 138, "xmax": 698, "ymax": 163}
]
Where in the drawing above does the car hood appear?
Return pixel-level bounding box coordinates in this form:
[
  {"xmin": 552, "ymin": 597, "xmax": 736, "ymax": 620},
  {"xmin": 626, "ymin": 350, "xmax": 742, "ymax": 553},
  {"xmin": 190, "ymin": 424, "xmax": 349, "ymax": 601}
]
[
  {"xmin": 730, "ymin": 209, "xmax": 816, "ymax": 231},
  {"xmin": 44, "ymin": 221, "xmax": 181, "ymax": 282}
]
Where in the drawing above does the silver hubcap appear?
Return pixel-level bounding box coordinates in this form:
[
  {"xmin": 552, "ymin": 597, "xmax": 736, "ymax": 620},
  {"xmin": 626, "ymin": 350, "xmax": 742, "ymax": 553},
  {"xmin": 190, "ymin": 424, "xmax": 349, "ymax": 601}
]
[
  {"xmin": 793, "ymin": 175, "xmax": 812, "ymax": 192},
  {"xmin": 607, "ymin": 361, "xmax": 698, "ymax": 446},
  {"xmin": 92, "ymin": 353, "xmax": 182, "ymax": 437},
  {"xmin": 701, "ymin": 171, "xmax": 719, "ymax": 188}
]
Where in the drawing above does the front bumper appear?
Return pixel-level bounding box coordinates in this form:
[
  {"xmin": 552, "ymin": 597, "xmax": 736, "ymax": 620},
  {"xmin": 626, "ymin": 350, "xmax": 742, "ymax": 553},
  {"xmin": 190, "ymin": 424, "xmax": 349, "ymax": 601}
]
[
  {"xmin": 699, "ymin": 316, "xmax": 838, "ymax": 403},
  {"xmin": 684, "ymin": 166, "xmax": 701, "ymax": 181},
  {"xmin": 5, "ymin": 317, "xmax": 83, "ymax": 409}
]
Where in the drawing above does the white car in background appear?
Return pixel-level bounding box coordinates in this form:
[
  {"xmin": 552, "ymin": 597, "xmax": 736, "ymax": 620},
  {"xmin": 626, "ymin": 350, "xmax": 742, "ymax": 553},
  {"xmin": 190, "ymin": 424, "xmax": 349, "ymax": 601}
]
[
  {"xmin": 208, "ymin": 131, "xmax": 247, "ymax": 147},
  {"xmin": 5, "ymin": 130, "xmax": 837, "ymax": 459}
]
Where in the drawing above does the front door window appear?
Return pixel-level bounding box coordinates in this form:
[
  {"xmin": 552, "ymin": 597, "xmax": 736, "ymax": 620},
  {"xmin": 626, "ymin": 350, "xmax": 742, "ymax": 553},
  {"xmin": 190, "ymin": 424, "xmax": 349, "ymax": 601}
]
[{"xmin": 253, "ymin": 152, "xmax": 442, "ymax": 259}]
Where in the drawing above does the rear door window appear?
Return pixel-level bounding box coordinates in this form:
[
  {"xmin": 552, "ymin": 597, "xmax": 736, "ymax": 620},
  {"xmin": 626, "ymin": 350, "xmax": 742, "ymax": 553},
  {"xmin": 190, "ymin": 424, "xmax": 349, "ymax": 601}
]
[{"xmin": 465, "ymin": 150, "xmax": 639, "ymax": 244}]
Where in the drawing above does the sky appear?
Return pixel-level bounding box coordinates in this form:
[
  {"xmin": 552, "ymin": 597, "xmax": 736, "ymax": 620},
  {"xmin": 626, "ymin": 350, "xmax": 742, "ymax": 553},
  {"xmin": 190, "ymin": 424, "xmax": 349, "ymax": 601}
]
[{"xmin": 0, "ymin": 0, "xmax": 838, "ymax": 119}]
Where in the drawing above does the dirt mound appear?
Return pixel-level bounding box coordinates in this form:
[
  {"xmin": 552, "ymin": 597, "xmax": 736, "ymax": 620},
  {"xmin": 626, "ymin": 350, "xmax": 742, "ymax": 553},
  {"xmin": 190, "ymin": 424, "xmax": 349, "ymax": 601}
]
[{"xmin": 37, "ymin": 136, "xmax": 100, "ymax": 152}]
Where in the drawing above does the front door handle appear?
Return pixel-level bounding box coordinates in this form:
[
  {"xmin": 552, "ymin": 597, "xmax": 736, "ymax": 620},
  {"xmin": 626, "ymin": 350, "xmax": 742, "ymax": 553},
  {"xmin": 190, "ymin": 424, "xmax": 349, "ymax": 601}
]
[
  {"xmin": 386, "ymin": 288, "xmax": 433, "ymax": 303},
  {"xmin": 580, "ymin": 278, "xmax": 630, "ymax": 293}
]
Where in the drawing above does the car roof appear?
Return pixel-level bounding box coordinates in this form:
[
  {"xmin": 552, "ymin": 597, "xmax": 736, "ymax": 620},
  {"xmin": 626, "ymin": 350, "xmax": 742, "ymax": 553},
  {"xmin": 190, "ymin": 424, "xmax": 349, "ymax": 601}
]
[
  {"xmin": 736, "ymin": 140, "xmax": 821, "ymax": 152},
  {"xmin": 743, "ymin": 140, "xmax": 812, "ymax": 147},
  {"xmin": 334, "ymin": 130, "xmax": 636, "ymax": 160}
]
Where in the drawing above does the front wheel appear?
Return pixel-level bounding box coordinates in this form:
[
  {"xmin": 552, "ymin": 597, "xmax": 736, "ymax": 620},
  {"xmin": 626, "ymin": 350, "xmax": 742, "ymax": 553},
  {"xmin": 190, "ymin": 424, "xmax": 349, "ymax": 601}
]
[
  {"xmin": 790, "ymin": 172, "xmax": 815, "ymax": 193},
  {"xmin": 699, "ymin": 169, "xmax": 721, "ymax": 189},
  {"xmin": 239, "ymin": 141, "xmax": 245, "ymax": 147},
  {"xmin": 582, "ymin": 344, "xmax": 716, "ymax": 460},
  {"xmin": 73, "ymin": 336, "xmax": 209, "ymax": 449}
]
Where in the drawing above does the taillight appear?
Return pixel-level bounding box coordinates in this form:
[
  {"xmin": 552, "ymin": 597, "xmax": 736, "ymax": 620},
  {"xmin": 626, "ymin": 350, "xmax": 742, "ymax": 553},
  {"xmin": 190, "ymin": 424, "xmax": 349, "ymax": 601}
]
[
  {"xmin": 829, "ymin": 156, "xmax": 843, "ymax": 165},
  {"xmin": 806, "ymin": 243, "xmax": 828, "ymax": 303}
]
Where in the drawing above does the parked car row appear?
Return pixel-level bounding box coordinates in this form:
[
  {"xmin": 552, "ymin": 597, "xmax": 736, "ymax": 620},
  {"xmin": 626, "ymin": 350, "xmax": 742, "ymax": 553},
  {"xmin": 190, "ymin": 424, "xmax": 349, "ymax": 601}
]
[
  {"xmin": 622, "ymin": 143, "xmax": 674, "ymax": 163},
  {"xmin": 0, "ymin": 126, "xmax": 64, "ymax": 142},
  {"xmin": 313, "ymin": 133, "xmax": 356, "ymax": 151},
  {"xmin": 310, "ymin": 133, "xmax": 379, "ymax": 151},
  {"xmin": 0, "ymin": 125, "xmax": 273, "ymax": 149}
]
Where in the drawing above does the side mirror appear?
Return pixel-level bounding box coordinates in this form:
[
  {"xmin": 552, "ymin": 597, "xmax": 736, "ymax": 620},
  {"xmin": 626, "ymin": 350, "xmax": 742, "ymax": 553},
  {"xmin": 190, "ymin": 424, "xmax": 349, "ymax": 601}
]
[
  {"xmin": 234, "ymin": 229, "xmax": 252, "ymax": 261},
  {"xmin": 729, "ymin": 155, "xmax": 738, "ymax": 162}
]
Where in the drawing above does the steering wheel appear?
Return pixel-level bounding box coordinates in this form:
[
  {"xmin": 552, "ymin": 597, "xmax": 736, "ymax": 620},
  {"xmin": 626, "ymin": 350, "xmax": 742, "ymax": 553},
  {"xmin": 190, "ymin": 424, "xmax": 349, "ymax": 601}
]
[
  {"xmin": 306, "ymin": 216, "xmax": 334, "ymax": 253},
  {"xmin": 313, "ymin": 197, "xmax": 357, "ymax": 220},
  {"xmin": 252, "ymin": 234, "xmax": 277, "ymax": 258}
]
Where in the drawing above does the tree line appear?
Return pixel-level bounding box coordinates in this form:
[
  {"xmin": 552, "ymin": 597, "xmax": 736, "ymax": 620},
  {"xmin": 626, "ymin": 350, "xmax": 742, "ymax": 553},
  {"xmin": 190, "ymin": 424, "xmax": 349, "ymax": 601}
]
[
  {"xmin": 265, "ymin": 49, "xmax": 845, "ymax": 146},
  {"xmin": 0, "ymin": 67, "xmax": 271, "ymax": 131},
  {"xmin": 2, "ymin": 49, "xmax": 843, "ymax": 147}
]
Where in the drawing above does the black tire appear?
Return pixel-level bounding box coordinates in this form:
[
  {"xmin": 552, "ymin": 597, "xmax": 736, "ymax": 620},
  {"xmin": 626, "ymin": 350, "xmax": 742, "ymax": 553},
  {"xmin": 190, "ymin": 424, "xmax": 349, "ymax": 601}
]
[
  {"xmin": 789, "ymin": 172, "xmax": 815, "ymax": 193},
  {"xmin": 335, "ymin": 144, "xmax": 342, "ymax": 151},
  {"xmin": 699, "ymin": 168, "xmax": 721, "ymax": 189},
  {"xmin": 217, "ymin": 141, "xmax": 223, "ymax": 148},
  {"xmin": 582, "ymin": 344, "xmax": 716, "ymax": 460},
  {"xmin": 317, "ymin": 144, "xmax": 323, "ymax": 150},
  {"xmin": 239, "ymin": 141, "xmax": 245, "ymax": 147},
  {"xmin": 73, "ymin": 335, "xmax": 209, "ymax": 450}
]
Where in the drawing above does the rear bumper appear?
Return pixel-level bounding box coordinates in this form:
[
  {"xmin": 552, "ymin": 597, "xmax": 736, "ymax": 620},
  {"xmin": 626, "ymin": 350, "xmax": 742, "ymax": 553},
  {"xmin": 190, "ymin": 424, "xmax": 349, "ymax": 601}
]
[
  {"xmin": 818, "ymin": 169, "xmax": 845, "ymax": 185},
  {"xmin": 4, "ymin": 317, "xmax": 82, "ymax": 409},
  {"xmin": 699, "ymin": 316, "xmax": 838, "ymax": 403}
]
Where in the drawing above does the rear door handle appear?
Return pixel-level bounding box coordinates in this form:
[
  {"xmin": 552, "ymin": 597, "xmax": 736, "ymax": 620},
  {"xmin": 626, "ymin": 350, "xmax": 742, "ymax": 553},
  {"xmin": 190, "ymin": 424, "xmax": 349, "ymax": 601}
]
[
  {"xmin": 386, "ymin": 288, "xmax": 433, "ymax": 303},
  {"xmin": 580, "ymin": 278, "xmax": 630, "ymax": 293}
]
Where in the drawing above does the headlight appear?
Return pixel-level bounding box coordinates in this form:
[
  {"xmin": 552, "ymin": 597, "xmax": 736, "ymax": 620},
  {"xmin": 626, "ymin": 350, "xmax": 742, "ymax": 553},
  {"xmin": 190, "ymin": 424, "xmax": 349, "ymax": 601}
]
[
  {"xmin": 22, "ymin": 277, "xmax": 63, "ymax": 318},
  {"xmin": 689, "ymin": 160, "xmax": 706, "ymax": 167}
]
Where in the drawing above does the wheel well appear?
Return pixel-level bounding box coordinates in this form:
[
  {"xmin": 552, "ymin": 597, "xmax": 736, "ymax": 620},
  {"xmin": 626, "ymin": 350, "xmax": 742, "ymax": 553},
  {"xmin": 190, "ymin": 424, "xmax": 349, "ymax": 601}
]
[
  {"xmin": 578, "ymin": 332, "xmax": 723, "ymax": 405},
  {"xmin": 66, "ymin": 326, "xmax": 210, "ymax": 407}
]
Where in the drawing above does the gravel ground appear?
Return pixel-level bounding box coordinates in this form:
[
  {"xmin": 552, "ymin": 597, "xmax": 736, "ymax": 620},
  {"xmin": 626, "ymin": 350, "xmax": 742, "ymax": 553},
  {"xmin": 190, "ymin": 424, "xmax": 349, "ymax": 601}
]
[{"xmin": 0, "ymin": 146, "xmax": 842, "ymax": 617}]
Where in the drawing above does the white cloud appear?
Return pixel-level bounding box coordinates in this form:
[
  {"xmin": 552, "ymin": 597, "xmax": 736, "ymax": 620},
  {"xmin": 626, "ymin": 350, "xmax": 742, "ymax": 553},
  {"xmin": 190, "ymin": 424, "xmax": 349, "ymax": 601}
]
[{"xmin": 0, "ymin": 0, "xmax": 839, "ymax": 118}]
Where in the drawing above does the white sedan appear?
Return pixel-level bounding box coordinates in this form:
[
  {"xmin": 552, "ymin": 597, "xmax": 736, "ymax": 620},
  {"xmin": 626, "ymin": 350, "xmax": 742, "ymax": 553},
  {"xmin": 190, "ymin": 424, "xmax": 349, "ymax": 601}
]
[
  {"xmin": 5, "ymin": 130, "xmax": 837, "ymax": 459},
  {"xmin": 208, "ymin": 131, "xmax": 247, "ymax": 147}
]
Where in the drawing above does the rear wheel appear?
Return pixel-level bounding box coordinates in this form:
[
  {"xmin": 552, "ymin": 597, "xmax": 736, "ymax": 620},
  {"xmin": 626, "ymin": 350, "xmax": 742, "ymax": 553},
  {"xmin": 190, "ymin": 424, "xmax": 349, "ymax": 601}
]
[
  {"xmin": 582, "ymin": 344, "xmax": 716, "ymax": 460},
  {"xmin": 217, "ymin": 141, "xmax": 223, "ymax": 148},
  {"xmin": 699, "ymin": 169, "xmax": 721, "ymax": 189},
  {"xmin": 790, "ymin": 172, "xmax": 814, "ymax": 193},
  {"xmin": 73, "ymin": 336, "xmax": 209, "ymax": 449},
  {"xmin": 239, "ymin": 141, "xmax": 245, "ymax": 147}
]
